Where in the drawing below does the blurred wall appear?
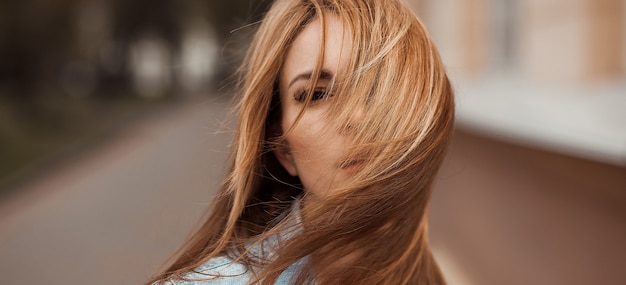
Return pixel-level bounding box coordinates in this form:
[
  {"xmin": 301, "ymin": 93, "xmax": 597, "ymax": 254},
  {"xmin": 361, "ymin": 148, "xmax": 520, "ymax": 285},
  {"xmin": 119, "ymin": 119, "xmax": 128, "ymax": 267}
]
[{"xmin": 430, "ymin": 131, "xmax": 626, "ymax": 285}]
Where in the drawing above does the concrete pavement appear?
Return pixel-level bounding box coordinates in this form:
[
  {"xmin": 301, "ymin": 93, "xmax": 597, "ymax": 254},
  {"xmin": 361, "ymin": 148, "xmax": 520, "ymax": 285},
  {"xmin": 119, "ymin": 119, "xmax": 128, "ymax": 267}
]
[{"xmin": 0, "ymin": 97, "xmax": 233, "ymax": 284}]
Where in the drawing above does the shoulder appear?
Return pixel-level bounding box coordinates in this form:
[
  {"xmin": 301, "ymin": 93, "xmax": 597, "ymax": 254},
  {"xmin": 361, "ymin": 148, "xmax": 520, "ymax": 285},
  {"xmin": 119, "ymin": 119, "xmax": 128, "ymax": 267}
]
[
  {"xmin": 162, "ymin": 200, "xmax": 305, "ymax": 285},
  {"xmin": 159, "ymin": 255, "xmax": 305, "ymax": 285},
  {"xmin": 160, "ymin": 256, "xmax": 251, "ymax": 285}
]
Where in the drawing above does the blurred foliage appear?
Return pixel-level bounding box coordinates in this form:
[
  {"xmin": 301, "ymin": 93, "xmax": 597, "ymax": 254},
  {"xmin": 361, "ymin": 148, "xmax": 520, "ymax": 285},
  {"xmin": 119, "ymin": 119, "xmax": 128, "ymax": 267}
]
[
  {"xmin": 0, "ymin": 0, "xmax": 273, "ymax": 101},
  {"xmin": 0, "ymin": 0, "xmax": 273, "ymax": 194},
  {"xmin": 0, "ymin": 94, "xmax": 175, "ymax": 195}
]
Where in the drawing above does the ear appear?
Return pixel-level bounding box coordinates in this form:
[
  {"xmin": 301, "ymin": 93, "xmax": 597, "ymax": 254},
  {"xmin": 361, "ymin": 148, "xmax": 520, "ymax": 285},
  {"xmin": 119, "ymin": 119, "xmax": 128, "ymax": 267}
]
[{"xmin": 272, "ymin": 139, "xmax": 298, "ymax": 177}]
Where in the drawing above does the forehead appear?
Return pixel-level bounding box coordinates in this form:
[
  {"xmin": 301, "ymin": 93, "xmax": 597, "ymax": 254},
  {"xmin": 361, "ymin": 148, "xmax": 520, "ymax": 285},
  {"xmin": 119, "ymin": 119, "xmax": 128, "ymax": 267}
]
[{"xmin": 280, "ymin": 15, "xmax": 353, "ymax": 85}]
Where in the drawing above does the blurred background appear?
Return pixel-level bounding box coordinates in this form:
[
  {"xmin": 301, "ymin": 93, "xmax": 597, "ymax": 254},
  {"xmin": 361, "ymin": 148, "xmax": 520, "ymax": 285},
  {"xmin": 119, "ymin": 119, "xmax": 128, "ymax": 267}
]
[{"xmin": 0, "ymin": 0, "xmax": 624, "ymax": 284}]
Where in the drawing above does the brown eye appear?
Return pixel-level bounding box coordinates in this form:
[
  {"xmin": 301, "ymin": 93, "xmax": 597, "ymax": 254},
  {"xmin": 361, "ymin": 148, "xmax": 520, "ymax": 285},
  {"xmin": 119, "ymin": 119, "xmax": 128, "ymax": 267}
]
[{"xmin": 295, "ymin": 89, "xmax": 333, "ymax": 103}]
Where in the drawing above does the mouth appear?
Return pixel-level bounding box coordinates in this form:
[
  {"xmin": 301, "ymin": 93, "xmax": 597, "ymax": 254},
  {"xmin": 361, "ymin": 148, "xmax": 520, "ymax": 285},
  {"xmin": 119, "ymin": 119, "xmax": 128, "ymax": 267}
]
[{"xmin": 340, "ymin": 159, "xmax": 365, "ymax": 172}]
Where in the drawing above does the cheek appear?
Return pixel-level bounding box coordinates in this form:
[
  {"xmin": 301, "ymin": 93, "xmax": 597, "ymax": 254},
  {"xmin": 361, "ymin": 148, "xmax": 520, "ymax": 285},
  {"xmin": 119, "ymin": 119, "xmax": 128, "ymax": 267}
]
[
  {"xmin": 282, "ymin": 111, "xmax": 332, "ymax": 161},
  {"xmin": 283, "ymin": 115, "xmax": 320, "ymax": 152}
]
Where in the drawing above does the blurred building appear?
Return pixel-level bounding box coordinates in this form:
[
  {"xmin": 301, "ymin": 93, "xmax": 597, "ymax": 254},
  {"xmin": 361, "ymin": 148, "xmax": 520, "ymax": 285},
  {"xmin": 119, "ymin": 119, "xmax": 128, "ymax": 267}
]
[
  {"xmin": 405, "ymin": 1, "xmax": 626, "ymax": 285},
  {"xmin": 411, "ymin": 0, "xmax": 625, "ymax": 82},
  {"xmin": 414, "ymin": 0, "xmax": 626, "ymax": 164}
]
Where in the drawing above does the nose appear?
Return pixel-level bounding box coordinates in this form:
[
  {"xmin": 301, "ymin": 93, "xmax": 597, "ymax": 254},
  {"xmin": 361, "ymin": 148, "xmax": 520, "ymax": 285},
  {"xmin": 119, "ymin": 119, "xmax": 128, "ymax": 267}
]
[{"xmin": 339, "ymin": 105, "xmax": 365, "ymax": 135}]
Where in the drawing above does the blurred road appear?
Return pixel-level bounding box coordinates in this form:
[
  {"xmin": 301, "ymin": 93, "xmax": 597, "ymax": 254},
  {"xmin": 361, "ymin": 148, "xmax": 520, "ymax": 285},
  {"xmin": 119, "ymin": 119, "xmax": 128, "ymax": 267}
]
[{"xmin": 0, "ymin": 97, "xmax": 233, "ymax": 285}]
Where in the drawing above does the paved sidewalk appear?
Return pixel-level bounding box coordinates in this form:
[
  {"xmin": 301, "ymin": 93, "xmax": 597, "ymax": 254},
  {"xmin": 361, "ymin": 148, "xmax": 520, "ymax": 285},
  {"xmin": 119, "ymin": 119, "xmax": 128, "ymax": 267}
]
[{"xmin": 0, "ymin": 97, "xmax": 233, "ymax": 285}]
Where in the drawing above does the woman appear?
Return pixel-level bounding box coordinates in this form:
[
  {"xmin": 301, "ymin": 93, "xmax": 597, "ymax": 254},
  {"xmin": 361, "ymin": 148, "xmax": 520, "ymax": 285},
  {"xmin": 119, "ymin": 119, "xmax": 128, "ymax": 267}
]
[{"xmin": 149, "ymin": 0, "xmax": 454, "ymax": 284}]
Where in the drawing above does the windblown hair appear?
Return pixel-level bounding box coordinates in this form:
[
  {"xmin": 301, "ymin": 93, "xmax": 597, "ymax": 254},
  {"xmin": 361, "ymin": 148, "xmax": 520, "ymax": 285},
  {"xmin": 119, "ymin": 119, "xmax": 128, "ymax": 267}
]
[{"xmin": 148, "ymin": 0, "xmax": 454, "ymax": 284}]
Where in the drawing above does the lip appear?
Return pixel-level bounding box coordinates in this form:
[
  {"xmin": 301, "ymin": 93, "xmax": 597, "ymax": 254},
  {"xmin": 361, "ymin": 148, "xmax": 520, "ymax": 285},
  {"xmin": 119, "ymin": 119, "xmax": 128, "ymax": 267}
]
[{"xmin": 340, "ymin": 159, "xmax": 365, "ymax": 172}]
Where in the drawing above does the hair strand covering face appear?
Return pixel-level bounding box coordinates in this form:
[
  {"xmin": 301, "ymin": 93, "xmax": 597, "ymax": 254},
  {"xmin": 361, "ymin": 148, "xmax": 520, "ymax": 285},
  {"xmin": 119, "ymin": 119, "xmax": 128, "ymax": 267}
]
[{"xmin": 147, "ymin": 0, "xmax": 454, "ymax": 284}]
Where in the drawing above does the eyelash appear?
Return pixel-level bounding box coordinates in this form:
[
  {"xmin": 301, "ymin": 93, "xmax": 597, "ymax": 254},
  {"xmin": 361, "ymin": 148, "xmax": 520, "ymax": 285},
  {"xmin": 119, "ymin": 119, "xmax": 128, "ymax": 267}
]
[{"xmin": 294, "ymin": 88, "xmax": 333, "ymax": 103}]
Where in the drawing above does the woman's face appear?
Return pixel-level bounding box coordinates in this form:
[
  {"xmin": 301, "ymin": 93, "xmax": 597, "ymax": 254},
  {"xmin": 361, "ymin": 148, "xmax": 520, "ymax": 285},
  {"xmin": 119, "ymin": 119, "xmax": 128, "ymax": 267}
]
[{"xmin": 274, "ymin": 15, "xmax": 360, "ymax": 197}]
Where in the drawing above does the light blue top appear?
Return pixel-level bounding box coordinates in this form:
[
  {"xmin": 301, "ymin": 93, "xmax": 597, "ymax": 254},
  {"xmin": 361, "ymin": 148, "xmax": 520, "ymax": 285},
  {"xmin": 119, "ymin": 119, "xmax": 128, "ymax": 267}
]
[
  {"xmin": 161, "ymin": 255, "xmax": 306, "ymax": 285},
  {"xmin": 162, "ymin": 201, "xmax": 307, "ymax": 285}
]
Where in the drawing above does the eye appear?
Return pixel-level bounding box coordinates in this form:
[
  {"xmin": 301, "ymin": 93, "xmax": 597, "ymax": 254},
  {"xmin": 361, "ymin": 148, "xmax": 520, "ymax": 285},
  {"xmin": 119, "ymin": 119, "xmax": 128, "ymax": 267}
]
[{"xmin": 294, "ymin": 88, "xmax": 333, "ymax": 103}]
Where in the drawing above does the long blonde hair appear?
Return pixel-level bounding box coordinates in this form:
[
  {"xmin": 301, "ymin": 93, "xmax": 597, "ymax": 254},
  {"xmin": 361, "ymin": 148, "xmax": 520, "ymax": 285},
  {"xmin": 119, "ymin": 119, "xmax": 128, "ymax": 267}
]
[{"xmin": 149, "ymin": 0, "xmax": 454, "ymax": 284}]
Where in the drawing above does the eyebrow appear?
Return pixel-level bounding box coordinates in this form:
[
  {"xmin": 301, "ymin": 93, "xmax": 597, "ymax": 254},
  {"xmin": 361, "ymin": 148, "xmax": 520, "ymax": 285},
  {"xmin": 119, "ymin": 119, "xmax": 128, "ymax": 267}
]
[{"xmin": 288, "ymin": 69, "xmax": 334, "ymax": 88}]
